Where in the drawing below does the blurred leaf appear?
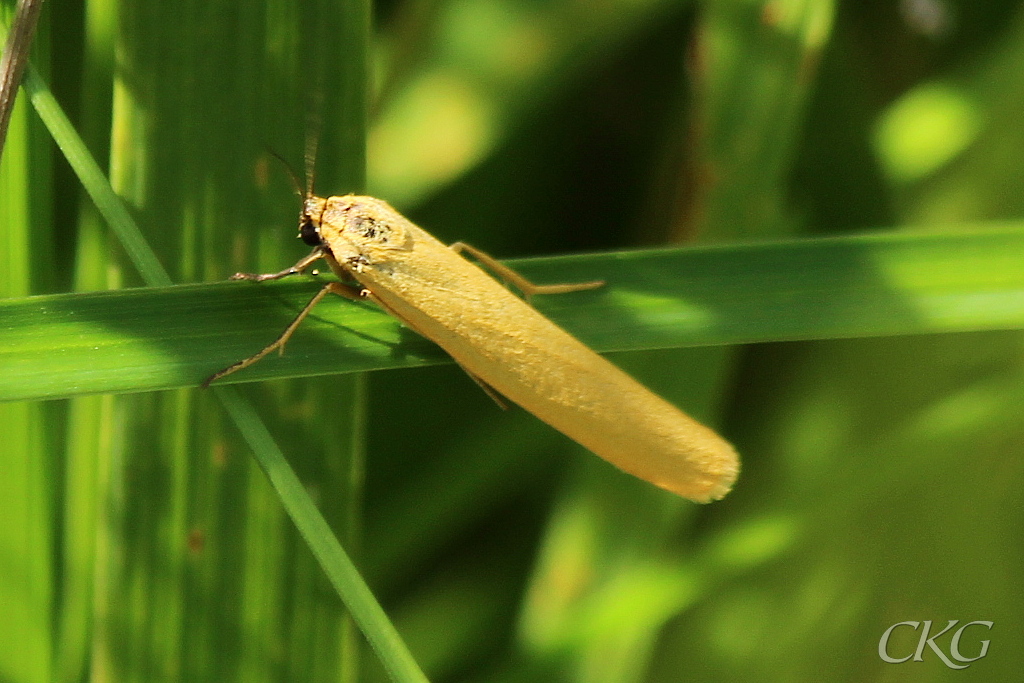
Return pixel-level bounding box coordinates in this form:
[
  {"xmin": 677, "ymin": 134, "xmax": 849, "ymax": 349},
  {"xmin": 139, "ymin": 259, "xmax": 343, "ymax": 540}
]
[
  {"xmin": 0, "ymin": 6, "xmax": 53, "ymax": 683},
  {"xmin": 371, "ymin": 0, "xmax": 685, "ymax": 204}
]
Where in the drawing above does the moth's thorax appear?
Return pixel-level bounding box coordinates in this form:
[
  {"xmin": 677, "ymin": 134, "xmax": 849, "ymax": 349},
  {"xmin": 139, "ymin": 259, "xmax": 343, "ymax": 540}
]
[{"xmin": 315, "ymin": 195, "xmax": 412, "ymax": 262}]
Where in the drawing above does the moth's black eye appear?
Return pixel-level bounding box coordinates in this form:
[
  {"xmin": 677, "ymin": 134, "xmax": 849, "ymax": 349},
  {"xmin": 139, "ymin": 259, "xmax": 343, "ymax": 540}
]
[{"xmin": 299, "ymin": 218, "xmax": 321, "ymax": 246}]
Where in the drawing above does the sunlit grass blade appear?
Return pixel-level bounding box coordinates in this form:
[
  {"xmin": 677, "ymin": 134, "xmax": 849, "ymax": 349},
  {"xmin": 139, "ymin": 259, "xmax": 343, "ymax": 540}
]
[
  {"xmin": 2, "ymin": 224, "xmax": 1023, "ymax": 402},
  {"xmin": 10, "ymin": 5, "xmax": 409, "ymax": 681}
]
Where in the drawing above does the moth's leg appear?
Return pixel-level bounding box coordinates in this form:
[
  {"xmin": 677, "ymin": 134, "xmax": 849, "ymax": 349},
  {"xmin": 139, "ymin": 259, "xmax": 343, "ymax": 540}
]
[
  {"xmin": 458, "ymin": 367, "xmax": 510, "ymax": 410},
  {"xmin": 202, "ymin": 281, "xmax": 363, "ymax": 387},
  {"xmin": 449, "ymin": 241, "xmax": 603, "ymax": 301},
  {"xmin": 230, "ymin": 247, "xmax": 324, "ymax": 282}
]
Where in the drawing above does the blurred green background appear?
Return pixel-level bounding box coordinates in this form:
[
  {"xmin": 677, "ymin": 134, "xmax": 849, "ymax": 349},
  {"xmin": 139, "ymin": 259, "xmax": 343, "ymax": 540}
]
[{"xmin": 1, "ymin": 0, "xmax": 1023, "ymax": 681}]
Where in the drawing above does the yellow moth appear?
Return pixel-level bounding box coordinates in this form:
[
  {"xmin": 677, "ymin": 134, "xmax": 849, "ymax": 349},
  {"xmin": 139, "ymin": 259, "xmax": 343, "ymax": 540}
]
[{"xmin": 205, "ymin": 194, "xmax": 739, "ymax": 503}]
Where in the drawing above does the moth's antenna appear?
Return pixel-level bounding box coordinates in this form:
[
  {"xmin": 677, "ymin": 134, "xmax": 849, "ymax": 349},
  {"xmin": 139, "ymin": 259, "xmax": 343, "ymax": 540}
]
[
  {"xmin": 266, "ymin": 148, "xmax": 304, "ymax": 199},
  {"xmin": 304, "ymin": 128, "xmax": 319, "ymax": 200},
  {"xmin": 304, "ymin": 91, "xmax": 323, "ymax": 199}
]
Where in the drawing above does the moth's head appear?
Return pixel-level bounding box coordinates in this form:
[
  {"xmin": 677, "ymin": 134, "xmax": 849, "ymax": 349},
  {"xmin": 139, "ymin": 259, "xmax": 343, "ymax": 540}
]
[{"xmin": 298, "ymin": 195, "xmax": 328, "ymax": 246}]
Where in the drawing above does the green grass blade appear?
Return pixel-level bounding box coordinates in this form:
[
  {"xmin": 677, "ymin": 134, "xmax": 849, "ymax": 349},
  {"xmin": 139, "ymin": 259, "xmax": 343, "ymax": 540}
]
[
  {"xmin": 2, "ymin": 225, "xmax": 1023, "ymax": 402},
  {"xmin": 688, "ymin": 0, "xmax": 836, "ymax": 241},
  {"xmin": 11, "ymin": 6, "xmax": 396, "ymax": 681},
  {"xmin": 19, "ymin": 62, "xmax": 171, "ymax": 287},
  {"xmin": 0, "ymin": 8, "xmax": 52, "ymax": 682},
  {"xmin": 215, "ymin": 386, "xmax": 429, "ymax": 683}
]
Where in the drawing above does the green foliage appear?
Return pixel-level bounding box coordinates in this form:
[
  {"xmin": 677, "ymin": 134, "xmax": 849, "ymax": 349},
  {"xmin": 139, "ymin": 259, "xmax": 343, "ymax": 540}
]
[{"xmin": 2, "ymin": 0, "xmax": 1023, "ymax": 682}]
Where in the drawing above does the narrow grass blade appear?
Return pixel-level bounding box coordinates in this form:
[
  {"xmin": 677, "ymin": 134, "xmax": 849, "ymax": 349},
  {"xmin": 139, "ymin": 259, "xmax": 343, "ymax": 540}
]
[
  {"xmin": 215, "ymin": 386, "xmax": 430, "ymax": 683},
  {"xmin": 2, "ymin": 225, "xmax": 1023, "ymax": 402}
]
